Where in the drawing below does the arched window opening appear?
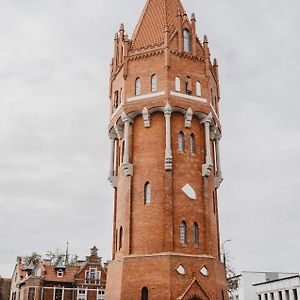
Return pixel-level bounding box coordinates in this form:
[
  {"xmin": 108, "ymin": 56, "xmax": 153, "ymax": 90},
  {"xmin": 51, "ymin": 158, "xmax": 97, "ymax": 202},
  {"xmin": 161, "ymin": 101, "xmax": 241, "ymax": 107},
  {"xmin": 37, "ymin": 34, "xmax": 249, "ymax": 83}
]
[
  {"xmin": 151, "ymin": 74, "xmax": 157, "ymax": 92},
  {"xmin": 141, "ymin": 287, "xmax": 148, "ymax": 300},
  {"xmin": 135, "ymin": 78, "xmax": 141, "ymax": 96},
  {"xmin": 178, "ymin": 132, "xmax": 185, "ymax": 152},
  {"xmin": 190, "ymin": 134, "xmax": 196, "ymax": 154},
  {"xmin": 183, "ymin": 29, "xmax": 191, "ymax": 52},
  {"xmin": 119, "ymin": 226, "xmax": 123, "ymax": 250},
  {"xmin": 193, "ymin": 222, "xmax": 199, "ymax": 245},
  {"xmin": 196, "ymin": 81, "xmax": 202, "ymax": 96},
  {"xmin": 180, "ymin": 221, "xmax": 187, "ymax": 244},
  {"xmin": 175, "ymin": 76, "xmax": 181, "ymax": 92},
  {"xmin": 113, "ymin": 91, "xmax": 119, "ymax": 108},
  {"xmin": 144, "ymin": 182, "xmax": 151, "ymax": 205},
  {"xmin": 185, "ymin": 76, "xmax": 191, "ymax": 94}
]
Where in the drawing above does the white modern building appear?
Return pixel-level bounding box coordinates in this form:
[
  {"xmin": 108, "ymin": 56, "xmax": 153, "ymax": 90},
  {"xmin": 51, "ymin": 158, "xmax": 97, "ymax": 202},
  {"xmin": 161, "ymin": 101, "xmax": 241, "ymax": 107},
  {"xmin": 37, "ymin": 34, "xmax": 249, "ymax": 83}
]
[
  {"xmin": 230, "ymin": 271, "xmax": 299, "ymax": 300},
  {"xmin": 254, "ymin": 275, "xmax": 300, "ymax": 300}
]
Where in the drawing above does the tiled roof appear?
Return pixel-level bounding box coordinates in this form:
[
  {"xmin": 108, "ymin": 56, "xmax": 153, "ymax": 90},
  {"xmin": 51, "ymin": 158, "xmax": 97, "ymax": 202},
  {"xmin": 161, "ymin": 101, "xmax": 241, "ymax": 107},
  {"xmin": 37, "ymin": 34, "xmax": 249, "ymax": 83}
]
[
  {"xmin": 131, "ymin": 0, "xmax": 185, "ymax": 51},
  {"xmin": 43, "ymin": 265, "xmax": 81, "ymax": 283}
]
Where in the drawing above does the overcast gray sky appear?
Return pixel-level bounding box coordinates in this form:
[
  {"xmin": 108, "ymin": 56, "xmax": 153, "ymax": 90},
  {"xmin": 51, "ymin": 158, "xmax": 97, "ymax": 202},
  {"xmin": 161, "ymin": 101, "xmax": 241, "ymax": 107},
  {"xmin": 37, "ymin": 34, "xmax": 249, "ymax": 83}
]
[{"xmin": 0, "ymin": 0, "xmax": 300, "ymax": 277}]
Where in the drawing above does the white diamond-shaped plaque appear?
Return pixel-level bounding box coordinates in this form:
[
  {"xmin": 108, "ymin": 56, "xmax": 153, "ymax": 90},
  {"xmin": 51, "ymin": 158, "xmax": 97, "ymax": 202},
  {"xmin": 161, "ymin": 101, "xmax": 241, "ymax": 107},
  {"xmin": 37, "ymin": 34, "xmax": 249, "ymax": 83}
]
[
  {"xmin": 200, "ymin": 266, "xmax": 209, "ymax": 277},
  {"xmin": 181, "ymin": 183, "xmax": 196, "ymax": 200},
  {"xmin": 176, "ymin": 264, "xmax": 185, "ymax": 275}
]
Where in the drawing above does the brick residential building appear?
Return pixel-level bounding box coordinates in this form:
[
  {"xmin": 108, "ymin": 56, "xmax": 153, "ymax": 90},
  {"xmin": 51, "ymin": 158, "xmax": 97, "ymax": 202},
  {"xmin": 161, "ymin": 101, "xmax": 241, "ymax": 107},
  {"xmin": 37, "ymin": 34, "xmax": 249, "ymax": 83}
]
[
  {"xmin": 9, "ymin": 247, "xmax": 106, "ymax": 300},
  {"xmin": 105, "ymin": 0, "xmax": 228, "ymax": 299},
  {"xmin": 0, "ymin": 278, "xmax": 11, "ymax": 300}
]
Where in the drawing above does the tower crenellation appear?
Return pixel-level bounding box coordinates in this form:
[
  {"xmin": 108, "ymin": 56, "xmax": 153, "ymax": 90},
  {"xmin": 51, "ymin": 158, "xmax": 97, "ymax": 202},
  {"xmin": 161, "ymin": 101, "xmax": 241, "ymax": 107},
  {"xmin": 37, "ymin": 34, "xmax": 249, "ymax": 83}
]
[{"xmin": 105, "ymin": 0, "xmax": 227, "ymax": 299}]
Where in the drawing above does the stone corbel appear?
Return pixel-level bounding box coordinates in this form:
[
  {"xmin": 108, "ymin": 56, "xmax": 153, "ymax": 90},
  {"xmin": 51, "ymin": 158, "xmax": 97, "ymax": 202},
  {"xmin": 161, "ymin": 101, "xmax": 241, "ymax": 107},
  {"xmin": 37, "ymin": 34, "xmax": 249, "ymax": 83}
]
[
  {"xmin": 185, "ymin": 108, "xmax": 193, "ymax": 128},
  {"xmin": 121, "ymin": 112, "xmax": 133, "ymax": 176},
  {"xmin": 114, "ymin": 124, "xmax": 123, "ymax": 140},
  {"xmin": 142, "ymin": 107, "xmax": 151, "ymax": 128},
  {"xmin": 164, "ymin": 103, "xmax": 173, "ymax": 171},
  {"xmin": 201, "ymin": 113, "xmax": 214, "ymax": 177},
  {"xmin": 108, "ymin": 132, "xmax": 118, "ymax": 188}
]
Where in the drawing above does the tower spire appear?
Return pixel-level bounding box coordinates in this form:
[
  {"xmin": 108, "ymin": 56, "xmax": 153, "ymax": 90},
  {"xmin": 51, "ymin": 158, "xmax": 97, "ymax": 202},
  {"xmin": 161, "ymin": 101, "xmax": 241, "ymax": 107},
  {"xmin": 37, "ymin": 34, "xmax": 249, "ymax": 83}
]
[{"xmin": 131, "ymin": 0, "xmax": 185, "ymax": 51}]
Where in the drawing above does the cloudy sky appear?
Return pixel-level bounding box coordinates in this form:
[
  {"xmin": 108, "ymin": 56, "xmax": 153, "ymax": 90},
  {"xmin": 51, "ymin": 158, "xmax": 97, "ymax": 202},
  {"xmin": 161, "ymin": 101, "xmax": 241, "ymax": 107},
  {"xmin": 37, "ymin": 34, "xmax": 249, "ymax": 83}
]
[{"xmin": 0, "ymin": 0, "xmax": 300, "ymax": 277}]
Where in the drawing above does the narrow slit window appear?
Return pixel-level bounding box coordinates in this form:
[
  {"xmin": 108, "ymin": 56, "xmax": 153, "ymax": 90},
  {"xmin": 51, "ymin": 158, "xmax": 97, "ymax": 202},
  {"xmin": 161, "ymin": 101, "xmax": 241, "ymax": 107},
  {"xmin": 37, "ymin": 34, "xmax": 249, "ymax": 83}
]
[
  {"xmin": 183, "ymin": 29, "xmax": 191, "ymax": 52},
  {"xmin": 151, "ymin": 74, "xmax": 157, "ymax": 92},
  {"xmin": 141, "ymin": 287, "xmax": 148, "ymax": 300},
  {"xmin": 119, "ymin": 226, "xmax": 123, "ymax": 250},
  {"xmin": 178, "ymin": 132, "xmax": 185, "ymax": 152},
  {"xmin": 180, "ymin": 221, "xmax": 187, "ymax": 244},
  {"xmin": 144, "ymin": 182, "xmax": 151, "ymax": 205},
  {"xmin": 190, "ymin": 134, "xmax": 196, "ymax": 154},
  {"xmin": 193, "ymin": 222, "xmax": 199, "ymax": 245},
  {"xmin": 175, "ymin": 76, "xmax": 181, "ymax": 92},
  {"xmin": 135, "ymin": 78, "xmax": 141, "ymax": 96},
  {"xmin": 196, "ymin": 81, "xmax": 202, "ymax": 96}
]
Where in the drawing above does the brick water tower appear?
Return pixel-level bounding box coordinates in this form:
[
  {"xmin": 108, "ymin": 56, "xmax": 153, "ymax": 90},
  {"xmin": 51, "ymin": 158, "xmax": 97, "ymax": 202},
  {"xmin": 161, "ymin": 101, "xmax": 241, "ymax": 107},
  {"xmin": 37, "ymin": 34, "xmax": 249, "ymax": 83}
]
[{"xmin": 105, "ymin": 0, "xmax": 228, "ymax": 299}]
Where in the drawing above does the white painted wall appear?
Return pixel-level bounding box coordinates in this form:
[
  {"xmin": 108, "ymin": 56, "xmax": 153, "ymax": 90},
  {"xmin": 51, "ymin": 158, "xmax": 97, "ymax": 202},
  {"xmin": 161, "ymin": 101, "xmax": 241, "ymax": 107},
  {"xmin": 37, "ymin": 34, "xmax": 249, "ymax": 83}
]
[{"xmin": 230, "ymin": 272, "xmax": 299, "ymax": 300}]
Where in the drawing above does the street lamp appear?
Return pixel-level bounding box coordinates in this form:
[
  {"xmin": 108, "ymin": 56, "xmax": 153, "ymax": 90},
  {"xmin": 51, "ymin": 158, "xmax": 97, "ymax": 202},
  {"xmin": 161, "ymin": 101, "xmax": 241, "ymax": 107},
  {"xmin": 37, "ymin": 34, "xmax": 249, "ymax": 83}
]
[{"xmin": 221, "ymin": 239, "xmax": 232, "ymax": 273}]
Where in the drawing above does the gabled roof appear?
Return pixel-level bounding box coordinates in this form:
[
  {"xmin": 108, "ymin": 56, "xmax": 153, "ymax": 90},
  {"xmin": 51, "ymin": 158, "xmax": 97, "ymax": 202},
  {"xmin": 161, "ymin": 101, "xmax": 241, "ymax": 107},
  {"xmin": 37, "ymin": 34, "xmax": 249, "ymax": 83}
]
[{"xmin": 131, "ymin": 0, "xmax": 185, "ymax": 51}]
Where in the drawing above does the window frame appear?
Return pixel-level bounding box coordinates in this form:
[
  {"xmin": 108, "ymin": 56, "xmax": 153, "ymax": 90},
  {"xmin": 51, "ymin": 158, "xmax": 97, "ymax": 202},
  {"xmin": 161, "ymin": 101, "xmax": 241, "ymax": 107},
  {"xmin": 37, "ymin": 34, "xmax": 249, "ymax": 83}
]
[
  {"xmin": 135, "ymin": 77, "xmax": 141, "ymax": 96},
  {"xmin": 151, "ymin": 74, "xmax": 157, "ymax": 93},
  {"xmin": 178, "ymin": 131, "xmax": 185, "ymax": 152},
  {"xmin": 193, "ymin": 222, "xmax": 199, "ymax": 246},
  {"xmin": 144, "ymin": 182, "xmax": 151, "ymax": 205},
  {"xmin": 196, "ymin": 81, "xmax": 202, "ymax": 97},
  {"xmin": 175, "ymin": 76, "xmax": 181, "ymax": 92},
  {"xmin": 180, "ymin": 221, "xmax": 187, "ymax": 245},
  {"xmin": 183, "ymin": 29, "xmax": 191, "ymax": 53},
  {"xmin": 190, "ymin": 133, "xmax": 196, "ymax": 154}
]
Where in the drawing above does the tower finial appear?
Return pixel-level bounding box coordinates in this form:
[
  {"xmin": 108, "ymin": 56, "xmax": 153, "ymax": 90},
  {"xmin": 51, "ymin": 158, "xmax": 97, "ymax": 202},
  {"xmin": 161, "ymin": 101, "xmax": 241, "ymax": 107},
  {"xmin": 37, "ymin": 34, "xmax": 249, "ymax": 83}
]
[
  {"xmin": 191, "ymin": 13, "xmax": 196, "ymax": 21},
  {"xmin": 119, "ymin": 23, "xmax": 124, "ymax": 32}
]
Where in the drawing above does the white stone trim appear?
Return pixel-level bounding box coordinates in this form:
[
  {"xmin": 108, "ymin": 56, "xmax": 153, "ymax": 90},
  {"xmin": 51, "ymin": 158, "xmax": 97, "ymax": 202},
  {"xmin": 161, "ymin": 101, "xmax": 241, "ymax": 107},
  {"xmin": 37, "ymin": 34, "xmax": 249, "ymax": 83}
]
[
  {"xmin": 171, "ymin": 91, "xmax": 207, "ymax": 103},
  {"xmin": 142, "ymin": 107, "xmax": 151, "ymax": 128},
  {"xmin": 127, "ymin": 91, "xmax": 165, "ymax": 102},
  {"xmin": 121, "ymin": 112, "xmax": 133, "ymax": 176},
  {"xmin": 164, "ymin": 103, "xmax": 173, "ymax": 171},
  {"xmin": 185, "ymin": 108, "xmax": 193, "ymax": 128},
  {"xmin": 201, "ymin": 113, "xmax": 214, "ymax": 177}
]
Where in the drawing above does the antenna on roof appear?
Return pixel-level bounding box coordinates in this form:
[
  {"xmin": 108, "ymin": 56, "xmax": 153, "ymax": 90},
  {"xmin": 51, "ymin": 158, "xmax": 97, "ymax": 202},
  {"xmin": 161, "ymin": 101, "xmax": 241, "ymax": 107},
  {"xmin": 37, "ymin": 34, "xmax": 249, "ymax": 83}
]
[{"xmin": 65, "ymin": 241, "xmax": 69, "ymax": 266}]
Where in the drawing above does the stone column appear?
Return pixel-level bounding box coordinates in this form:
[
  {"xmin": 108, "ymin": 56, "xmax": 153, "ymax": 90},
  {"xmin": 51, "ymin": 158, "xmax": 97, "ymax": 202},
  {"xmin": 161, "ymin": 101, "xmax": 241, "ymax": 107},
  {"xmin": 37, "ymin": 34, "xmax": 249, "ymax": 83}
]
[
  {"xmin": 108, "ymin": 132, "xmax": 118, "ymax": 187},
  {"xmin": 164, "ymin": 103, "xmax": 172, "ymax": 171},
  {"xmin": 121, "ymin": 112, "xmax": 133, "ymax": 176},
  {"xmin": 201, "ymin": 113, "xmax": 213, "ymax": 177},
  {"xmin": 214, "ymin": 131, "xmax": 224, "ymax": 188}
]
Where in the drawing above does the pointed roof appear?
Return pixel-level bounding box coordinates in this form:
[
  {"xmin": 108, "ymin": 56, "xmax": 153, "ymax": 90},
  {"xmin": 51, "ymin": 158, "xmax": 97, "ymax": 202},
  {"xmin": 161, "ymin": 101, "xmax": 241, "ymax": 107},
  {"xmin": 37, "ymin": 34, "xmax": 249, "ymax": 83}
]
[{"xmin": 131, "ymin": 0, "xmax": 185, "ymax": 51}]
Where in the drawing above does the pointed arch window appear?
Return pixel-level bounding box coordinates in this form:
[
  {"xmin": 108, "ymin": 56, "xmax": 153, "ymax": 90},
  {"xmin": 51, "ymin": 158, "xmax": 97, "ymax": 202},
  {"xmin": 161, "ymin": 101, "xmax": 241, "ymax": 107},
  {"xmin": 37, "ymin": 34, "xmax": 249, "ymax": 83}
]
[
  {"xmin": 193, "ymin": 222, "xmax": 199, "ymax": 245},
  {"xmin": 151, "ymin": 74, "xmax": 157, "ymax": 92},
  {"xmin": 141, "ymin": 287, "xmax": 148, "ymax": 300},
  {"xmin": 178, "ymin": 131, "xmax": 185, "ymax": 152},
  {"xmin": 175, "ymin": 76, "xmax": 181, "ymax": 92},
  {"xmin": 180, "ymin": 221, "xmax": 187, "ymax": 244},
  {"xmin": 183, "ymin": 29, "xmax": 191, "ymax": 53},
  {"xmin": 135, "ymin": 77, "xmax": 141, "ymax": 96},
  {"xmin": 190, "ymin": 133, "xmax": 196, "ymax": 154},
  {"xmin": 196, "ymin": 81, "xmax": 202, "ymax": 96},
  {"xmin": 144, "ymin": 182, "xmax": 151, "ymax": 205},
  {"xmin": 119, "ymin": 226, "xmax": 123, "ymax": 250}
]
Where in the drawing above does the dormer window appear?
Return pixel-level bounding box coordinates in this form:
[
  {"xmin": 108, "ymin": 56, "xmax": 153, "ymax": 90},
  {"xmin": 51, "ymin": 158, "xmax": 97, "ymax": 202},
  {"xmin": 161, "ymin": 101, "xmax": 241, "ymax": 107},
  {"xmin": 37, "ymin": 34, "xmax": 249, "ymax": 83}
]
[
  {"xmin": 151, "ymin": 74, "xmax": 157, "ymax": 92},
  {"xmin": 183, "ymin": 29, "xmax": 191, "ymax": 53},
  {"xmin": 135, "ymin": 77, "xmax": 141, "ymax": 96},
  {"xmin": 57, "ymin": 269, "xmax": 64, "ymax": 277}
]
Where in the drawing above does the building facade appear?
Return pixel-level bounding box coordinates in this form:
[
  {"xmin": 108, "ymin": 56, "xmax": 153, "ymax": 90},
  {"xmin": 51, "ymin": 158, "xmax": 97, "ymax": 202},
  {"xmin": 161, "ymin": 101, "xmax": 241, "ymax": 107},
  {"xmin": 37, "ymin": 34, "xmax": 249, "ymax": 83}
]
[
  {"xmin": 254, "ymin": 275, "xmax": 300, "ymax": 300},
  {"xmin": 105, "ymin": 0, "xmax": 227, "ymax": 299},
  {"xmin": 230, "ymin": 272, "xmax": 299, "ymax": 300},
  {"xmin": 9, "ymin": 247, "xmax": 106, "ymax": 300},
  {"xmin": 0, "ymin": 278, "xmax": 11, "ymax": 300}
]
